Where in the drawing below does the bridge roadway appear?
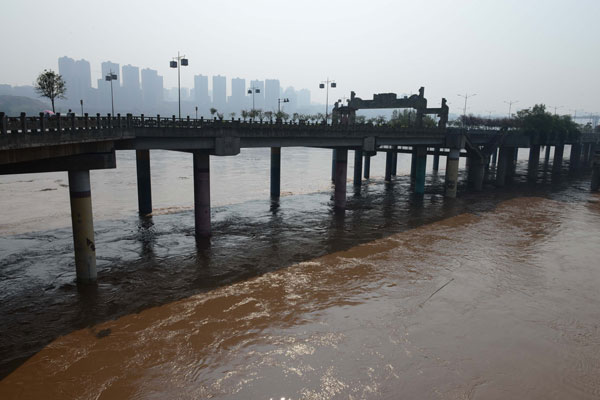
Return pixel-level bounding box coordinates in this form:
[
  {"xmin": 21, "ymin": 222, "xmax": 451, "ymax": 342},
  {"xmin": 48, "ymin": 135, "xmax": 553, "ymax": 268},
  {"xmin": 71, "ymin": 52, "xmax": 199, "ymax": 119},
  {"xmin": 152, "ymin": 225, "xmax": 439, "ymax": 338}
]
[{"xmin": 1, "ymin": 112, "xmax": 599, "ymax": 283}]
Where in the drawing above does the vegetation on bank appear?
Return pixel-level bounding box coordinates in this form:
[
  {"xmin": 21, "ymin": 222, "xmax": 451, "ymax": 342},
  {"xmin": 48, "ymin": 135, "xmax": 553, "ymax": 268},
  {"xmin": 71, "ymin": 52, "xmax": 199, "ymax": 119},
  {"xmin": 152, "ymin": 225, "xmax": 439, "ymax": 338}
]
[{"xmin": 452, "ymin": 104, "xmax": 582, "ymax": 141}]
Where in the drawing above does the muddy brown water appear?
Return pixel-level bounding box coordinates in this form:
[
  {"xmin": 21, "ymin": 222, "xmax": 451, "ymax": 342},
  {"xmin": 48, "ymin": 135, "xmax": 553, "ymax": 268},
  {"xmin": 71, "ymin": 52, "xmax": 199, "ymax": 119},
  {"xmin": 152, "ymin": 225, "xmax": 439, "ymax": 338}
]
[{"xmin": 1, "ymin": 148, "xmax": 599, "ymax": 399}]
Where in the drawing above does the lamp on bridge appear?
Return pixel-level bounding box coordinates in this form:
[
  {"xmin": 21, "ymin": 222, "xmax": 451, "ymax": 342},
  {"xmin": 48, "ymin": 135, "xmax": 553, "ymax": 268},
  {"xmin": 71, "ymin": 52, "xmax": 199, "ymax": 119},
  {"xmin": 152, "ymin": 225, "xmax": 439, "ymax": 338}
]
[
  {"xmin": 105, "ymin": 71, "xmax": 118, "ymax": 116},
  {"xmin": 457, "ymin": 92, "xmax": 476, "ymax": 128},
  {"xmin": 278, "ymin": 98, "xmax": 289, "ymax": 113},
  {"xmin": 248, "ymin": 87, "xmax": 261, "ymax": 112},
  {"xmin": 170, "ymin": 52, "xmax": 189, "ymax": 120},
  {"xmin": 320, "ymin": 79, "xmax": 336, "ymax": 124}
]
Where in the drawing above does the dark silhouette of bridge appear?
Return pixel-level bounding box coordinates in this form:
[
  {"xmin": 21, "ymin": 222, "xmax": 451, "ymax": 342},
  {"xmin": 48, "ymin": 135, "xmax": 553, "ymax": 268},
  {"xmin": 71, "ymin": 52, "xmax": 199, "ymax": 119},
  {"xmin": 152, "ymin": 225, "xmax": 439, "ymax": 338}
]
[{"xmin": 1, "ymin": 87, "xmax": 599, "ymax": 283}]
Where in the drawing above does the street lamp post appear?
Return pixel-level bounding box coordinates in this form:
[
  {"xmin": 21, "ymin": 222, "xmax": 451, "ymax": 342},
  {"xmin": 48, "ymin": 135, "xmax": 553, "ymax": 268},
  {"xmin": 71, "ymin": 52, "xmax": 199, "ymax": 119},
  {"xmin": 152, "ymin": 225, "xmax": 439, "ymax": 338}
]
[
  {"xmin": 504, "ymin": 100, "xmax": 518, "ymax": 118},
  {"xmin": 248, "ymin": 87, "xmax": 260, "ymax": 111},
  {"xmin": 170, "ymin": 51, "xmax": 189, "ymax": 120},
  {"xmin": 278, "ymin": 98, "xmax": 289, "ymax": 113},
  {"xmin": 319, "ymin": 78, "xmax": 336, "ymax": 124},
  {"xmin": 457, "ymin": 93, "xmax": 476, "ymax": 127},
  {"xmin": 105, "ymin": 70, "xmax": 117, "ymax": 115}
]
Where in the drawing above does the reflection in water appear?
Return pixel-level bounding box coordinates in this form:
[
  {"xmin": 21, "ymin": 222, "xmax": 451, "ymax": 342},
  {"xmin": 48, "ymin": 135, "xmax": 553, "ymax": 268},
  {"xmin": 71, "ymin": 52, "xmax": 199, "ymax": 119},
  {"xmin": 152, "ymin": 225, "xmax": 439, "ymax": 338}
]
[{"xmin": 1, "ymin": 149, "xmax": 600, "ymax": 399}]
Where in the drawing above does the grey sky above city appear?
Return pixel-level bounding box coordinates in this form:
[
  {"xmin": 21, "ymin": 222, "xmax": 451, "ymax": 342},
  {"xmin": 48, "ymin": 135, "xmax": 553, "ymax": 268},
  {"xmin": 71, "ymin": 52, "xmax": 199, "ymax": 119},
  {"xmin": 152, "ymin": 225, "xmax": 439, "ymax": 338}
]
[{"xmin": 2, "ymin": 0, "xmax": 599, "ymax": 116}]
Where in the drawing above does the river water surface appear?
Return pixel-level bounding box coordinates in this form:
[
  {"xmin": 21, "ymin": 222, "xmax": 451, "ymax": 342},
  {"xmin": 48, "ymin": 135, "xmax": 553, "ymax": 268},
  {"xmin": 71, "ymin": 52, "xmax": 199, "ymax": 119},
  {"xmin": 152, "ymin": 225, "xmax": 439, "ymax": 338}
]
[{"xmin": 1, "ymin": 148, "xmax": 599, "ymax": 399}]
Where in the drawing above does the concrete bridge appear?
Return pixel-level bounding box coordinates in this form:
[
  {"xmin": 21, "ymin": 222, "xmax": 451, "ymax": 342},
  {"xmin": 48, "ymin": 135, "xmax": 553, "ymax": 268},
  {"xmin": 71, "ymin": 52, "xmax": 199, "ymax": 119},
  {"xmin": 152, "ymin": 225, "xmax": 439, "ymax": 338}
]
[{"xmin": 1, "ymin": 105, "xmax": 600, "ymax": 284}]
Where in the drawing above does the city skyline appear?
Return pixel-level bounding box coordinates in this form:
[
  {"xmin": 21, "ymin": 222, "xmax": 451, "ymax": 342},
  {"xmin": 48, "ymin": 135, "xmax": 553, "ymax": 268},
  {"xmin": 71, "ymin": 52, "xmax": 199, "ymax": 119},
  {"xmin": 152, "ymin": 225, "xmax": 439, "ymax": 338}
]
[{"xmin": 2, "ymin": 0, "xmax": 599, "ymax": 117}]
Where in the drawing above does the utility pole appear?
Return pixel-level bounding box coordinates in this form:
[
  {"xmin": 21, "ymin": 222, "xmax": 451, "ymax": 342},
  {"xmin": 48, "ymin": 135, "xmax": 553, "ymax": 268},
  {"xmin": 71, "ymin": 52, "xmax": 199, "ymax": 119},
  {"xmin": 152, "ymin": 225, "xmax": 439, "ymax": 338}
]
[
  {"xmin": 504, "ymin": 99, "xmax": 518, "ymax": 118},
  {"xmin": 457, "ymin": 93, "xmax": 476, "ymax": 127}
]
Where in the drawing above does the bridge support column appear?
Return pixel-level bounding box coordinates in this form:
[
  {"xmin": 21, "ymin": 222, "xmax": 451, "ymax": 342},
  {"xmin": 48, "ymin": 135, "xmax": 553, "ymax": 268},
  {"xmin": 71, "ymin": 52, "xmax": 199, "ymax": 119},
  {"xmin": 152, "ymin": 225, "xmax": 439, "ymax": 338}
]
[
  {"xmin": 591, "ymin": 151, "xmax": 600, "ymax": 191},
  {"xmin": 136, "ymin": 150, "xmax": 152, "ymax": 215},
  {"xmin": 433, "ymin": 147, "xmax": 440, "ymax": 171},
  {"xmin": 544, "ymin": 145, "xmax": 551, "ymax": 164},
  {"xmin": 527, "ymin": 145, "xmax": 540, "ymax": 181},
  {"xmin": 582, "ymin": 144, "xmax": 591, "ymax": 166},
  {"xmin": 385, "ymin": 150, "xmax": 393, "ymax": 182},
  {"xmin": 590, "ymin": 144, "xmax": 598, "ymax": 166},
  {"xmin": 68, "ymin": 170, "xmax": 97, "ymax": 283},
  {"xmin": 470, "ymin": 157, "xmax": 485, "ymax": 191},
  {"xmin": 507, "ymin": 147, "xmax": 518, "ymax": 177},
  {"xmin": 410, "ymin": 147, "xmax": 417, "ymax": 184},
  {"xmin": 496, "ymin": 147, "xmax": 510, "ymax": 187},
  {"xmin": 445, "ymin": 148, "xmax": 460, "ymax": 198},
  {"xmin": 415, "ymin": 146, "xmax": 427, "ymax": 194},
  {"xmin": 569, "ymin": 143, "xmax": 581, "ymax": 170},
  {"xmin": 391, "ymin": 146, "xmax": 398, "ymax": 176},
  {"xmin": 270, "ymin": 147, "xmax": 281, "ymax": 198},
  {"xmin": 491, "ymin": 148, "xmax": 497, "ymax": 166},
  {"xmin": 363, "ymin": 154, "xmax": 371, "ymax": 179},
  {"xmin": 353, "ymin": 149, "xmax": 363, "ymax": 186},
  {"xmin": 553, "ymin": 144, "xmax": 564, "ymax": 174},
  {"xmin": 331, "ymin": 149, "xmax": 337, "ymax": 182},
  {"xmin": 193, "ymin": 151, "xmax": 211, "ymax": 237},
  {"xmin": 334, "ymin": 148, "xmax": 348, "ymax": 209},
  {"xmin": 483, "ymin": 156, "xmax": 491, "ymax": 182}
]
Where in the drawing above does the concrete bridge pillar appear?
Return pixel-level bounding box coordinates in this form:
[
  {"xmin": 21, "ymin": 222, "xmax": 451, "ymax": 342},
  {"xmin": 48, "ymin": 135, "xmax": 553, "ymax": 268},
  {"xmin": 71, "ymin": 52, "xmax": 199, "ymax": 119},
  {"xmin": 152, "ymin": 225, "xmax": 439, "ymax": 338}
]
[
  {"xmin": 569, "ymin": 143, "xmax": 581, "ymax": 170},
  {"xmin": 391, "ymin": 146, "xmax": 398, "ymax": 176},
  {"xmin": 527, "ymin": 145, "xmax": 540, "ymax": 181},
  {"xmin": 553, "ymin": 144, "xmax": 564, "ymax": 174},
  {"xmin": 591, "ymin": 151, "xmax": 600, "ymax": 191},
  {"xmin": 410, "ymin": 147, "xmax": 417, "ymax": 184},
  {"xmin": 445, "ymin": 148, "xmax": 460, "ymax": 198},
  {"xmin": 363, "ymin": 154, "xmax": 371, "ymax": 179},
  {"xmin": 433, "ymin": 147, "xmax": 440, "ymax": 171},
  {"xmin": 331, "ymin": 149, "xmax": 337, "ymax": 182},
  {"xmin": 334, "ymin": 148, "xmax": 348, "ymax": 209},
  {"xmin": 354, "ymin": 149, "xmax": 363, "ymax": 186},
  {"xmin": 271, "ymin": 147, "xmax": 281, "ymax": 198},
  {"xmin": 582, "ymin": 144, "xmax": 591, "ymax": 166},
  {"xmin": 483, "ymin": 156, "xmax": 492, "ymax": 182},
  {"xmin": 136, "ymin": 150, "xmax": 152, "ymax": 215},
  {"xmin": 193, "ymin": 151, "xmax": 211, "ymax": 237},
  {"xmin": 507, "ymin": 147, "xmax": 518, "ymax": 178},
  {"xmin": 470, "ymin": 157, "xmax": 485, "ymax": 191},
  {"xmin": 385, "ymin": 150, "xmax": 393, "ymax": 182},
  {"xmin": 496, "ymin": 147, "xmax": 510, "ymax": 187},
  {"xmin": 544, "ymin": 145, "xmax": 551, "ymax": 164},
  {"xmin": 415, "ymin": 146, "xmax": 427, "ymax": 194},
  {"xmin": 68, "ymin": 170, "xmax": 97, "ymax": 283}
]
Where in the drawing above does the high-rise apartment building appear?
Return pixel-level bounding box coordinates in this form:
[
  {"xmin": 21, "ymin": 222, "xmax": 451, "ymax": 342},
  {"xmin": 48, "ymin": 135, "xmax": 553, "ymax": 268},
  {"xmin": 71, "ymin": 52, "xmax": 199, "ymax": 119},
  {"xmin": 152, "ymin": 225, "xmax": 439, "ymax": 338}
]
[
  {"xmin": 264, "ymin": 79, "xmax": 280, "ymax": 112},
  {"xmin": 297, "ymin": 89, "xmax": 311, "ymax": 109},
  {"xmin": 121, "ymin": 64, "xmax": 142, "ymax": 110},
  {"xmin": 229, "ymin": 77, "xmax": 245, "ymax": 111},
  {"xmin": 141, "ymin": 68, "xmax": 163, "ymax": 108},
  {"xmin": 282, "ymin": 86, "xmax": 298, "ymax": 113},
  {"xmin": 58, "ymin": 56, "xmax": 91, "ymax": 106},
  {"xmin": 212, "ymin": 75, "xmax": 226, "ymax": 110},
  {"xmin": 194, "ymin": 74, "xmax": 210, "ymax": 106},
  {"xmin": 248, "ymin": 80, "xmax": 265, "ymax": 110}
]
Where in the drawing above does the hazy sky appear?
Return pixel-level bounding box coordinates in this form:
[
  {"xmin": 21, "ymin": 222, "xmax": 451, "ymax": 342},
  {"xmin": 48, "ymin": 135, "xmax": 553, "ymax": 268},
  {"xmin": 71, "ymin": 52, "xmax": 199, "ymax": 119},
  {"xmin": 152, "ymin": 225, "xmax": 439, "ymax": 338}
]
[{"xmin": 2, "ymin": 0, "xmax": 599, "ymax": 116}]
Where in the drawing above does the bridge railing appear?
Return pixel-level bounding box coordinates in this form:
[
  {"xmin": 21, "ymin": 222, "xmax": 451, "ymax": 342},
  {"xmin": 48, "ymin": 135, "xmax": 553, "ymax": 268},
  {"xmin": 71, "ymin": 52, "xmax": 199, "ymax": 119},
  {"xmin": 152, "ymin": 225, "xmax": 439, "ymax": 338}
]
[
  {"xmin": 1, "ymin": 112, "xmax": 449, "ymax": 135},
  {"xmin": 0, "ymin": 112, "xmax": 135, "ymax": 134}
]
